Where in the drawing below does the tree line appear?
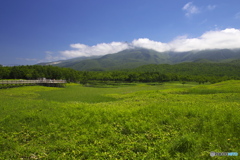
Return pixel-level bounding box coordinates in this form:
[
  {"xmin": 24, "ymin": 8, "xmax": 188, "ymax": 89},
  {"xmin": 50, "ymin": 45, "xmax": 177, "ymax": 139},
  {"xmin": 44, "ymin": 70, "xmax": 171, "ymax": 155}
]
[
  {"xmin": 0, "ymin": 63, "xmax": 239, "ymax": 84},
  {"xmin": 0, "ymin": 65, "xmax": 81, "ymax": 82},
  {"xmin": 79, "ymin": 71, "xmax": 235, "ymax": 84}
]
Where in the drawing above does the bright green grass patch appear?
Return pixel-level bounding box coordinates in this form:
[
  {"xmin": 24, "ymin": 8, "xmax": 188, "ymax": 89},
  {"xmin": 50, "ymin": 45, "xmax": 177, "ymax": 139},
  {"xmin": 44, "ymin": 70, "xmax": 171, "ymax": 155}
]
[
  {"xmin": 0, "ymin": 81, "xmax": 240, "ymax": 159},
  {"xmin": 185, "ymin": 80, "xmax": 240, "ymax": 95}
]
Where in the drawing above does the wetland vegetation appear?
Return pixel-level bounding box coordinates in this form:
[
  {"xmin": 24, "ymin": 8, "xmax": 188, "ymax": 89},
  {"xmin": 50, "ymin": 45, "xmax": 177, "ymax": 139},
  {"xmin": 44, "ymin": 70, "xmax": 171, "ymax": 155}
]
[{"xmin": 0, "ymin": 81, "xmax": 240, "ymax": 159}]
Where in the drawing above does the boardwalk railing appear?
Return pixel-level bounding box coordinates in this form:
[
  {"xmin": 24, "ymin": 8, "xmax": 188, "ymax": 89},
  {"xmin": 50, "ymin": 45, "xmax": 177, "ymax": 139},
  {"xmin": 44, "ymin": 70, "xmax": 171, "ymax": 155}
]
[{"xmin": 0, "ymin": 79, "xmax": 67, "ymax": 84}]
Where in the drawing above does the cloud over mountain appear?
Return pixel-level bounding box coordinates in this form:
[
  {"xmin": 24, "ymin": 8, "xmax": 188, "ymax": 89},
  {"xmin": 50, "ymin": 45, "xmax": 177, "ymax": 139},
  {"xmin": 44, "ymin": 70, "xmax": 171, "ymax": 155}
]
[
  {"xmin": 45, "ymin": 28, "xmax": 240, "ymax": 61},
  {"xmin": 170, "ymin": 28, "xmax": 240, "ymax": 52},
  {"xmin": 132, "ymin": 38, "xmax": 170, "ymax": 52},
  {"xmin": 60, "ymin": 42, "xmax": 130, "ymax": 58}
]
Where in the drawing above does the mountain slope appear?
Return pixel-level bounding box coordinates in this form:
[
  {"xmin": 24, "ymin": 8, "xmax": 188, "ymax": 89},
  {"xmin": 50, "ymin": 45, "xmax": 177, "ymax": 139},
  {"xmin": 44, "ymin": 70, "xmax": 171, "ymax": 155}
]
[
  {"xmin": 38, "ymin": 56, "xmax": 101, "ymax": 67},
  {"xmin": 132, "ymin": 61, "xmax": 240, "ymax": 77},
  {"xmin": 169, "ymin": 49, "xmax": 240, "ymax": 63},
  {"xmin": 38, "ymin": 48, "xmax": 240, "ymax": 71},
  {"xmin": 54, "ymin": 48, "xmax": 170, "ymax": 71}
]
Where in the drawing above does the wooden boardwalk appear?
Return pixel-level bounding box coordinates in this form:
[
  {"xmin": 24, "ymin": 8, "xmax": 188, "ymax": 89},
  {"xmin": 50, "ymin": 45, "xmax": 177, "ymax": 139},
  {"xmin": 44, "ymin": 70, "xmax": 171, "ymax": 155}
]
[{"xmin": 0, "ymin": 79, "xmax": 67, "ymax": 84}]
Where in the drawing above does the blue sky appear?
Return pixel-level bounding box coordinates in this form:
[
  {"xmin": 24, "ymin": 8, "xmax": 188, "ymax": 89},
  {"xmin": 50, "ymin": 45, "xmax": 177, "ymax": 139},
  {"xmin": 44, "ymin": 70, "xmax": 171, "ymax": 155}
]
[{"xmin": 0, "ymin": 0, "xmax": 240, "ymax": 65}]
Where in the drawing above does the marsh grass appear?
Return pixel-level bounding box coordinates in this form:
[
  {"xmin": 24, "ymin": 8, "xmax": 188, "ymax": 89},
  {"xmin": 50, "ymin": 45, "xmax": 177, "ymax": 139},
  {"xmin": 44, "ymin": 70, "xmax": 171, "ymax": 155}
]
[
  {"xmin": 0, "ymin": 81, "xmax": 239, "ymax": 159},
  {"xmin": 37, "ymin": 82, "xmax": 191, "ymax": 103}
]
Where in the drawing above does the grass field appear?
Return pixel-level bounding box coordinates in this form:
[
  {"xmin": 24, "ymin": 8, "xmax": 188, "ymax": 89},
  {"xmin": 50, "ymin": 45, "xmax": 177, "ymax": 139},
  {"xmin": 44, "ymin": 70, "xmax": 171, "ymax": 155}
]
[{"xmin": 0, "ymin": 81, "xmax": 239, "ymax": 159}]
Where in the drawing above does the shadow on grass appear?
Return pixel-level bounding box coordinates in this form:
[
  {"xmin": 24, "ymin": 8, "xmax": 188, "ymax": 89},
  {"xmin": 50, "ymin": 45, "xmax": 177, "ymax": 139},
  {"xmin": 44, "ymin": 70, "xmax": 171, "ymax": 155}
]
[{"xmin": 84, "ymin": 82, "xmax": 137, "ymax": 88}]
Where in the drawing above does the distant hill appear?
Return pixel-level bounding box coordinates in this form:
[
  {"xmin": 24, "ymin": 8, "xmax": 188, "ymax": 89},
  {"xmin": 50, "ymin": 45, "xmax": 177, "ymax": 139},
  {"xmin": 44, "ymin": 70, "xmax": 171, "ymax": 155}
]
[
  {"xmin": 192, "ymin": 59, "xmax": 215, "ymax": 63},
  {"xmin": 38, "ymin": 56, "xmax": 101, "ymax": 66},
  {"xmin": 227, "ymin": 59, "xmax": 240, "ymax": 66},
  {"xmin": 37, "ymin": 48, "xmax": 240, "ymax": 71},
  {"xmin": 168, "ymin": 49, "xmax": 240, "ymax": 63},
  {"xmin": 75, "ymin": 48, "xmax": 170, "ymax": 71},
  {"xmin": 131, "ymin": 61, "xmax": 240, "ymax": 77}
]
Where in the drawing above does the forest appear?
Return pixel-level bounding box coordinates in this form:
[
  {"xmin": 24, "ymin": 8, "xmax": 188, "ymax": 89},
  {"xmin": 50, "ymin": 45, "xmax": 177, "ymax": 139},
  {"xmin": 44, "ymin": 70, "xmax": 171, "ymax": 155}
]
[
  {"xmin": 0, "ymin": 61, "xmax": 240, "ymax": 84},
  {"xmin": 0, "ymin": 65, "xmax": 80, "ymax": 82}
]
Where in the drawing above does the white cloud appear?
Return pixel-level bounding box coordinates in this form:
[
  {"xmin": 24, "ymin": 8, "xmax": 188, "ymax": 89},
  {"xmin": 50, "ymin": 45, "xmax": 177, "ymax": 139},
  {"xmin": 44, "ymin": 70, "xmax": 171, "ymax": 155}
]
[
  {"xmin": 16, "ymin": 58, "xmax": 38, "ymax": 62},
  {"xmin": 207, "ymin": 5, "xmax": 216, "ymax": 11},
  {"xmin": 44, "ymin": 28, "xmax": 240, "ymax": 62},
  {"xmin": 170, "ymin": 28, "xmax": 240, "ymax": 52},
  {"xmin": 132, "ymin": 38, "xmax": 170, "ymax": 52},
  {"xmin": 45, "ymin": 51, "xmax": 54, "ymax": 54},
  {"xmin": 182, "ymin": 2, "xmax": 200, "ymax": 17},
  {"xmin": 235, "ymin": 12, "xmax": 240, "ymax": 19},
  {"xmin": 60, "ymin": 41, "xmax": 130, "ymax": 58},
  {"xmin": 42, "ymin": 51, "xmax": 66, "ymax": 62}
]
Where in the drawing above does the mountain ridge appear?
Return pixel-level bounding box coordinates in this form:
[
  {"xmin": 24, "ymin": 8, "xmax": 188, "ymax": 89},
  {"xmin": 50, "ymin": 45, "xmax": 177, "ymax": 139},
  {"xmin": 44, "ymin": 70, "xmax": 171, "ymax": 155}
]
[{"xmin": 37, "ymin": 48, "xmax": 240, "ymax": 71}]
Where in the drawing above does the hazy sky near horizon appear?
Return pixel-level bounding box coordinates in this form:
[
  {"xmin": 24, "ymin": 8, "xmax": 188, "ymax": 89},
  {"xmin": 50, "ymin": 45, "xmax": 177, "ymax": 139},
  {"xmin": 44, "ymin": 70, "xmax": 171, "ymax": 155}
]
[{"xmin": 0, "ymin": 0, "xmax": 240, "ymax": 65}]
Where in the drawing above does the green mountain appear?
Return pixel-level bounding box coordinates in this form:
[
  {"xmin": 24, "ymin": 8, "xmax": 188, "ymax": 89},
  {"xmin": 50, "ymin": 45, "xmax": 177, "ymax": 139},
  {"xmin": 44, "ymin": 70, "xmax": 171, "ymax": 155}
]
[
  {"xmin": 38, "ymin": 48, "xmax": 240, "ymax": 71},
  {"xmin": 53, "ymin": 48, "xmax": 170, "ymax": 71},
  {"xmin": 38, "ymin": 56, "xmax": 101, "ymax": 66},
  {"xmin": 169, "ymin": 49, "xmax": 240, "ymax": 63},
  {"xmin": 132, "ymin": 61, "xmax": 240, "ymax": 77}
]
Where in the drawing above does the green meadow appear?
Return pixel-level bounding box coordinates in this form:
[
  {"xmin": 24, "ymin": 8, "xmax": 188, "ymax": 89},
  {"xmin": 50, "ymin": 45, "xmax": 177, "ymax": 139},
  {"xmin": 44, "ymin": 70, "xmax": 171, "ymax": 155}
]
[{"xmin": 0, "ymin": 81, "xmax": 240, "ymax": 159}]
